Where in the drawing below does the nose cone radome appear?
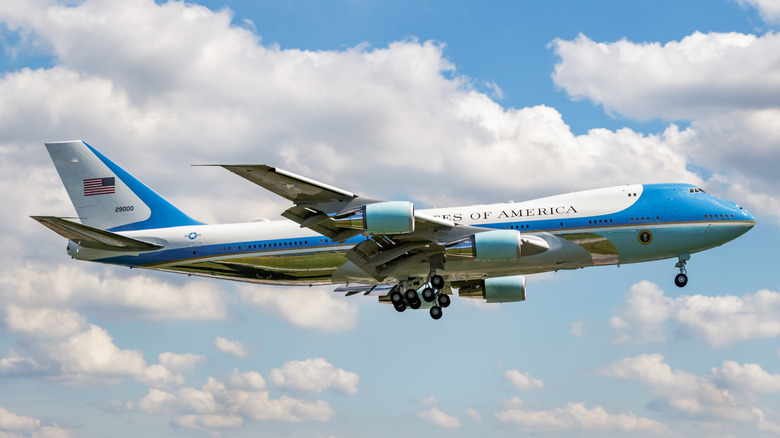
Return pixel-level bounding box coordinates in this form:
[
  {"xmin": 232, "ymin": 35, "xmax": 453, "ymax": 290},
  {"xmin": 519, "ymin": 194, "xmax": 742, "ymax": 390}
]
[{"xmin": 735, "ymin": 205, "xmax": 757, "ymax": 226}]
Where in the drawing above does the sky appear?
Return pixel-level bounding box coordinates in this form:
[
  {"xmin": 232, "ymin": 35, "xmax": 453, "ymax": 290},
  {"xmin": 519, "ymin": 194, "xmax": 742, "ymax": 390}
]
[{"xmin": 1, "ymin": 0, "xmax": 780, "ymax": 437}]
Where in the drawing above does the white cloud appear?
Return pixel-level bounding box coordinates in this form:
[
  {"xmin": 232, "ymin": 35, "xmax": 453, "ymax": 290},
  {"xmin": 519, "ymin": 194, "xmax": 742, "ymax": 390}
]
[
  {"xmin": 600, "ymin": 353, "xmax": 780, "ymax": 434},
  {"xmin": 174, "ymin": 414, "xmax": 244, "ymax": 429},
  {"xmin": 0, "ymin": 262, "xmax": 215, "ymax": 387},
  {"xmin": 599, "ymin": 354, "xmax": 755, "ymax": 421},
  {"xmin": 137, "ymin": 363, "xmax": 186, "ymax": 389},
  {"xmin": 0, "ymin": 406, "xmax": 38, "ymax": 432},
  {"xmin": 0, "ymin": 315, "xmax": 194, "ymax": 388},
  {"xmin": 420, "ymin": 396, "xmax": 438, "ymax": 406},
  {"xmin": 269, "ymin": 358, "xmax": 358, "ymax": 395},
  {"xmin": 610, "ymin": 281, "xmax": 673, "ymax": 344},
  {"xmin": 226, "ymin": 368, "xmax": 267, "ymax": 392},
  {"xmin": 0, "ymin": 264, "xmax": 227, "ymax": 321},
  {"xmin": 737, "ymin": 0, "xmax": 780, "ymax": 24},
  {"xmin": 158, "ymin": 352, "xmax": 206, "ymax": 375},
  {"xmin": 711, "ymin": 361, "xmax": 780, "ymax": 393},
  {"xmin": 214, "ymin": 337, "xmax": 247, "ymax": 358},
  {"xmin": 552, "ymin": 31, "xmax": 780, "ymax": 221},
  {"xmin": 0, "ymin": 405, "xmax": 71, "ymax": 437},
  {"xmin": 418, "ymin": 407, "xmax": 461, "ymax": 429},
  {"xmin": 496, "ymin": 397, "xmax": 665, "ymax": 433},
  {"xmin": 464, "ymin": 407, "xmax": 482, "ymax": 422},
  {"xmin": 611, "ymin": 281, "xmax": 780, "ymax": 347},
  {"xmin": 34, "ymin": 323, "xmax": 147, "ymax": 384},
  {"xmin": 552, "ymin": 32, "xmax": 780, "ymax": 120},
  {"xmin": 238, "ymin": 286, "xmax": 358, "ymax": 333},
  {"xmin": 570, "ymin": 320, "xmax": 585, "ymax": 337},
  {"xmin": 0, "ymin": 0, "xmax": 704, "ymax": 221},
  {"xmin": 138, "ymin": 372, "xmax": 335, "ymax": 427},
  {"xmin": 3, "ymin": 305, "xmax": 87, "ymax": 340},
  {"xmin": 755, "ymin": 407, "xmax": 780, "ymax": 433},
  {"xmin": 505, "ymin": 369, "xmax": 545, "ymax": 391}
]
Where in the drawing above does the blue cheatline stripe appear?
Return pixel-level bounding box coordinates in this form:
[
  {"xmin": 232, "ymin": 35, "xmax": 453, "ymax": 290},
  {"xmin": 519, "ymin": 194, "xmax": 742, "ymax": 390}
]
[
  {"xmin": 83, "ymin": 142, "xmax": 204, "ymax": 231},
  {"xmin": 96, "ymin": 234, "xmax": 364, "ymax": 266}
]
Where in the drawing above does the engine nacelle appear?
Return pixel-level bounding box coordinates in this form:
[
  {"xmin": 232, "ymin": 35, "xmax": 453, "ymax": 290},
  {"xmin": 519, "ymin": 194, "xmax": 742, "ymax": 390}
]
[
  {"xmin": 447, "ymin": 230, "xmax": 549, "ymax": 261},
  {"xmin": 473, "ymin": 229, "xmax": 522, "ymax": 260},
  {"xmin": 334, "ymin": 201, "xmax": 415, "ymax": 234},
  {"xmin": 458, "ymin": 275, "xmax": 526, "ymax": 303}
]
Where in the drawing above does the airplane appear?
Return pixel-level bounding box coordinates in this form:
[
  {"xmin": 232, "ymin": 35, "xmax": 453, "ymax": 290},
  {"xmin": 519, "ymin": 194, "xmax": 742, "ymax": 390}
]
[{"xmin": 33, "ymin": 140, "xmax": 757, "ymax": 320}]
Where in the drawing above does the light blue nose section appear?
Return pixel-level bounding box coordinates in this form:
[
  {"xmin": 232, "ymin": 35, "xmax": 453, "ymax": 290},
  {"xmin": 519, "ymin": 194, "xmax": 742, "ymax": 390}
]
[{"xmin": 741, "ymin": 208, "xmax": 756, "ymax": 224}]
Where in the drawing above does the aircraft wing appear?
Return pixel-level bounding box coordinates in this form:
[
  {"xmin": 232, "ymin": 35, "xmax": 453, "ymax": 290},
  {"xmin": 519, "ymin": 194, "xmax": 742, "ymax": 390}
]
[
  {"xmin": 31, "ymin": 216, "xmax": 163, "ymax": 252},
  {"xmin": 218, "ymin": 164, "xmax": 477, "ymax": 240},
  {"xmin": 216, "ymin": 164, "xmax": 486, "ymax": 281},
  {"xmin": 218, "ymin": 165, "xmax": 365, "ymax": 212}
]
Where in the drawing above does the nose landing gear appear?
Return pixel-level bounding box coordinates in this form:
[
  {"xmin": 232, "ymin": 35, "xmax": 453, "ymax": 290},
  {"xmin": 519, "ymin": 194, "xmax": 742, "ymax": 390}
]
[{"xmin": 674, "ymin": 254, "xmax": 690, "ymax": 288}]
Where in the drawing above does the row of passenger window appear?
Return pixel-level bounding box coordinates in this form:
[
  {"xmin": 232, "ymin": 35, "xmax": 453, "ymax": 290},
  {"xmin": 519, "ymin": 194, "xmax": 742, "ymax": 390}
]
[
  {"xmin": 505, "ymin": 224, "xmax": 532, "ymax": 230},
  {"xmin": 705, "ymin": 214, "xmax": 734, "ymax": 219},
  {"xmin": 629, "ymin": 217, "xmax": 660, "ymax": 222},
  {"xmin": 217, "ymin": 239, "xmax": 332, "ymax": 253}
]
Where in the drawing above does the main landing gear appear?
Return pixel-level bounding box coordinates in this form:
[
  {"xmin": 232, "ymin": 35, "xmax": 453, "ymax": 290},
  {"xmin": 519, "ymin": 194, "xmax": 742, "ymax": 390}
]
[
  {"xmin": 390, "ymin": 274, "xmax": 450, "ymax": 320},
  {"xmin": 674, "ymin": 254, "xmax": 690, "ymax": 288},
  {"xmin": 421, "ymin": 274, "xmax": 450, "ymax": 320}
]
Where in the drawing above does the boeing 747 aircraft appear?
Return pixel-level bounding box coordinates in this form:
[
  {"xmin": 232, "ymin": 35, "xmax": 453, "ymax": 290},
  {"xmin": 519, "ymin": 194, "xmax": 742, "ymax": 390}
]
[{"xmin": 33, "ymin": 141, "xmax": 756, "ymax": 320}]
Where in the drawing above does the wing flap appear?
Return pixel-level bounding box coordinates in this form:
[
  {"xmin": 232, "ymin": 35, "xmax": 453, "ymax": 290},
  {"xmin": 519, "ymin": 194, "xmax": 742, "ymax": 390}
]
[
  {"xmin": 31, "ymin": 216, "xmax": 163, "ymax": 251},
  {"xmin": 333, "ymin": 284, "xmax": 396, "ymax": 297}
]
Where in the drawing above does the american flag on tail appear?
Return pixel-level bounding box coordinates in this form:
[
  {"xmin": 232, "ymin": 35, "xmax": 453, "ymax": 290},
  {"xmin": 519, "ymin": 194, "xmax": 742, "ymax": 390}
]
[{"xmin": 83, "ymin": 177, "xmax": 115, "ymax": 196}]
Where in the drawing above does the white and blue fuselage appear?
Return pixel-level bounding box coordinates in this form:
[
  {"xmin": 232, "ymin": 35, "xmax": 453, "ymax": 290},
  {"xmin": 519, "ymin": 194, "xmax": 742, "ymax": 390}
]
[{"xmin": 66, "ymin": 183, "xmax": 756, "ymax": 286}]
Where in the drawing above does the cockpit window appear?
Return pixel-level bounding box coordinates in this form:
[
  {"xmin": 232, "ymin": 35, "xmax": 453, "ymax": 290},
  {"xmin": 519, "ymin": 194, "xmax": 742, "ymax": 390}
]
[{"xmin": 689, "ymin": 187, "xmax": 707, "ymax": 194}]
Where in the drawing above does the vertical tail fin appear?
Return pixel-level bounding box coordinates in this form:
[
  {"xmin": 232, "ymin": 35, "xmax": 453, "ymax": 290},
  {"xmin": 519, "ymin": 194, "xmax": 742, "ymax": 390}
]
[{"xmin": 45, "ymin": 140, "xmax": 203, "ymax": 231}]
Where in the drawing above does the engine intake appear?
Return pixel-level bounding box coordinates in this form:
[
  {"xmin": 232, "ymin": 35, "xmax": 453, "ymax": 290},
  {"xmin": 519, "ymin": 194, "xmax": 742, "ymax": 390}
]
[
  {"xmin": 458, "ymin": 275, "xmax": 526, "ymax": 303},
  {"xmin": 334, "ymin": 201, "xmax": 415, "ymax": 234}
]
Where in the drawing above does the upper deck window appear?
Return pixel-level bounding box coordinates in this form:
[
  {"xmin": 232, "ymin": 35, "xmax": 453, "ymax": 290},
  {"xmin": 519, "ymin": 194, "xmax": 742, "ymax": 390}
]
[{"xmin": 689, "ymin": 187, "xmax": 707, "ymax": 194}]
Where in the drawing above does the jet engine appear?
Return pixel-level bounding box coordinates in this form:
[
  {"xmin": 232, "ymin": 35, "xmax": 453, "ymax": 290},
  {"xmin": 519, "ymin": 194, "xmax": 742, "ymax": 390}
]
[
  {"xmin": 446, "ymin": 230, "xmax": 549, "ymax": 261},
  {"xmin": 334, "ymin": 201, "xmax": 415, "ymax": 234},
  {"xmin": 458, "ymin": 275, "xmax": 526, "ymax": 303}
]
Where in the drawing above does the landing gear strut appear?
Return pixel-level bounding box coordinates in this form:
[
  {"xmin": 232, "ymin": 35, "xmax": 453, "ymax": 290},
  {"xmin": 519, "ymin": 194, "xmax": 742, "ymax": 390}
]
[{"xmin": 674, "ymin": 254, "xmax": 690, "ymax": 288}]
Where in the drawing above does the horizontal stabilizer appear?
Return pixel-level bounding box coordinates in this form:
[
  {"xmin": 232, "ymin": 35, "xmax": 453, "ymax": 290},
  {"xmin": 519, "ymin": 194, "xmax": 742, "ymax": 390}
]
[{"xmin": 31, "ymin": 216, "xmax": 163, "ymax": 252}]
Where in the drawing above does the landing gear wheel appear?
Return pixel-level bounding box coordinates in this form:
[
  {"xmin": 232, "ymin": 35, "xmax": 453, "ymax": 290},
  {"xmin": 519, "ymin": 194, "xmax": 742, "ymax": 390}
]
[
  {"xmin": 431, "ymin": 275, "xmax": 445, "ymax": 290},
  {"xmin": 391, "ymin": 291, "xmax": 407, "ymax": 312},
  {"xmin": 405, "ymin": 289, "xmax": 421, "ymax": 309},
  {"xmin": 391, "ymin": 291, "xmax": 404, "ymax": 305},
  {"xmin": 674, "ymin": 254, "xmax": 690, "ymax": 288},
  {"xmin": 421, "ymin": 287, "xmax": 436, "ymax": 302},
  {"xmin": 438, "ymin": 293, "xmax": 451, "ymax": 308},
  {"xmin": 429, "ymin": 306, "xmax": 443, "ymax": 320}
]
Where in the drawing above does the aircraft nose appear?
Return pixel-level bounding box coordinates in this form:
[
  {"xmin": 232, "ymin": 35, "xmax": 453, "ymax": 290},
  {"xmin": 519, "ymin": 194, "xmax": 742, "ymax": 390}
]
[{"xmin": 738, "ymin": 206, "xmax": 756, "ymax": 225}]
